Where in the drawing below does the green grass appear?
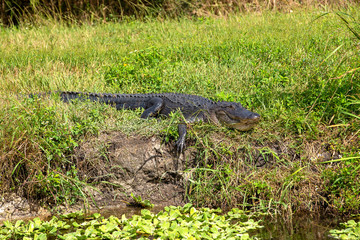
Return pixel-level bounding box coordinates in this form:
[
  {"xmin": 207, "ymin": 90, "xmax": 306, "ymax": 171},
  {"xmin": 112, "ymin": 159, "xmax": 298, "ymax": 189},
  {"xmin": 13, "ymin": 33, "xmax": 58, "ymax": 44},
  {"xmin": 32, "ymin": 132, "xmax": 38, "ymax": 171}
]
[{"xmin": 0, "ymin": 8, "xmax": 360, "ymax": 214}]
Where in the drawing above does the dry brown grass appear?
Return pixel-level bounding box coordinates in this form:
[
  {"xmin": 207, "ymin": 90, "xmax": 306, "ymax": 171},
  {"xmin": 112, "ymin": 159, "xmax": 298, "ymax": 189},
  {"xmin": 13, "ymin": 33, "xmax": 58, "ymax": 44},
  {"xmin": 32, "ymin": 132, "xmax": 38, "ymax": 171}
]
[{"xmin": 1, "ymin": 0, "xmax": 359, "ymax": 25}]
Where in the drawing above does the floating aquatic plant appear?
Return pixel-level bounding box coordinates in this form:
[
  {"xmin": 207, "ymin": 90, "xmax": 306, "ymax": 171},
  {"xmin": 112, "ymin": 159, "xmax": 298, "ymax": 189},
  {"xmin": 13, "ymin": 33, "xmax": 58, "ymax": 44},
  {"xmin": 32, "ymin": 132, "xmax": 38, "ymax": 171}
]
[
  {"xmin": 0, "ymin": 204, "xmax": 262, "ymax": 239},
  {"xmin": 329, "ymin": 220, "xmax": 360, "ymax": 240}
]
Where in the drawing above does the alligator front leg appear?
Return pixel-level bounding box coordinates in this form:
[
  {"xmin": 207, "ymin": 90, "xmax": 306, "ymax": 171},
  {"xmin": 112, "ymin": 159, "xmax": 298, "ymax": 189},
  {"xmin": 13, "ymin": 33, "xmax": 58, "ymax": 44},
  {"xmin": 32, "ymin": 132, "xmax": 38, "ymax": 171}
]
[
  {"xmin": 175, "ymin": 124, "xmax": 187, "ymax": 153},
  {"xmin": 140, "ymin": 97, "xmax": 164, "ymax": 118}
]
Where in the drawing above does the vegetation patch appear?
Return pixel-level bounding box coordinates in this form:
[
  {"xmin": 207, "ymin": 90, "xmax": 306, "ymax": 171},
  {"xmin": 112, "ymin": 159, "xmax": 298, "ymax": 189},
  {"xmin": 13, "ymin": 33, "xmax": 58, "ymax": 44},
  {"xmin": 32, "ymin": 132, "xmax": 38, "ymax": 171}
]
[
  {"xmin": 0, "ymin": 97, "xmax": 107, "ymax": 206},
  {"xmin": 0, "ymin": 6, "xmax": 359, "ymax": 216},
  {"xmin": 321, "ymin": 157, "xmax": 360, "ymax": 213},
  {"xmin": 329, "ymin": 219, "xmax": 360, "ymax": 240},
  {"xmin": 2, "ymin": 0, "xmax": 358, "ymax": 26},
  {"xmin": 0, "ymin": 204, "xmax": 262, "ymax": 239}
]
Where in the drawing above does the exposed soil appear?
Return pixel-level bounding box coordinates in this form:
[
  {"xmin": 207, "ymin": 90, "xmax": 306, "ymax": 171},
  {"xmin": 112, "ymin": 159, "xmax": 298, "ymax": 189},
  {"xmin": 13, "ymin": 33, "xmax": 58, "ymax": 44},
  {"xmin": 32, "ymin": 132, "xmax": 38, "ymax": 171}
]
[
  {"xmin": 1, "ymin": 131, "xmax": 193, "ymax": 221},
  {"xmin": 74, "ymin": 131, "xmax": 192, "ymax": 207},
  {"xmin": 0, "ymin": 194, "xmax": 50, "ymax": 222},
  {"xmin": 0, "ymin": 129, "xmax": 347, "ymax": 221}
]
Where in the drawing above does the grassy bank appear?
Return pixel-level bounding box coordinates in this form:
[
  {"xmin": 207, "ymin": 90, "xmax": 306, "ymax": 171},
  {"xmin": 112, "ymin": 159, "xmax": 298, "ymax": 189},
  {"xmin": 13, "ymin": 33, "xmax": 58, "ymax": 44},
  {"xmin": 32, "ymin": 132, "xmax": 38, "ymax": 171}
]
[{"xmin": 1, "ymin": 8, "xmax": 359, "ymax": 214}]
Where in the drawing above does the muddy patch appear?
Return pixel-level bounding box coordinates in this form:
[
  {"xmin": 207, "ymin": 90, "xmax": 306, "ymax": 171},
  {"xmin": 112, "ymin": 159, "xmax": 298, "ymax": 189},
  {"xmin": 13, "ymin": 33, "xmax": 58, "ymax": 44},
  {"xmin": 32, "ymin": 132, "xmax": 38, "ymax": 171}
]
[
  {"xmin": 1, "ymin": 131, "xmax": 194, "ymax": 221},
  {"xmin": 0, "ymin": 194, "xmax": 50, "ymax": 222},
  {"xmin": 73, "ymin": 131, "xmax": 194, "ymax": 207}
]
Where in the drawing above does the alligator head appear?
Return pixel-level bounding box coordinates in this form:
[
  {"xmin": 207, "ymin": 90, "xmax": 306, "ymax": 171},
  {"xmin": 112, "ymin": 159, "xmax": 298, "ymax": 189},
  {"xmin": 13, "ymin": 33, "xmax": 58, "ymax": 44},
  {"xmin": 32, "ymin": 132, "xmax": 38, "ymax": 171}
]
[{"xmin": 211, "ymin": 101, "xmax": 260, "ymax": 131}]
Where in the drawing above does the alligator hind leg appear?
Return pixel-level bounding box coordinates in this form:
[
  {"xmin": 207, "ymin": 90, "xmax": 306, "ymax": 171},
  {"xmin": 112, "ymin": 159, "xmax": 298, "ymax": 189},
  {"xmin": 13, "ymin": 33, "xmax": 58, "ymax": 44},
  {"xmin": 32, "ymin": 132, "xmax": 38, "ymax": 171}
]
[{"xmin": 141, "ymin": 97, "xmax": 164, "ymax": 118}]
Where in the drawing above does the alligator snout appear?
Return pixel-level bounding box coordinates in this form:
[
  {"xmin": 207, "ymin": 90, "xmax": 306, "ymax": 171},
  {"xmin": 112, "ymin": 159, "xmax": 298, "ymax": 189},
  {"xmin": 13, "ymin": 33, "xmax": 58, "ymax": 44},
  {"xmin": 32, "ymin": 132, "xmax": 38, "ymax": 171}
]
[{"xmin": 248, "ymin": 112, "xmax": 260, "ymax": 122}]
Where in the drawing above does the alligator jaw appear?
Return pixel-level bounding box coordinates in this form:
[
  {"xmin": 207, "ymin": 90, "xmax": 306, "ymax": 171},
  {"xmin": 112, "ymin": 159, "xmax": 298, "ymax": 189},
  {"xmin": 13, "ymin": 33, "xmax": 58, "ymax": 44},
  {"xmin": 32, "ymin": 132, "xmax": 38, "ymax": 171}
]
[
  {"xmin": 219, "ymin": 114, "xmax": 260, "ymax": 131},
  {"xmin": 226, "ymin": 119, "xmax": 260, "ymax": 131}
]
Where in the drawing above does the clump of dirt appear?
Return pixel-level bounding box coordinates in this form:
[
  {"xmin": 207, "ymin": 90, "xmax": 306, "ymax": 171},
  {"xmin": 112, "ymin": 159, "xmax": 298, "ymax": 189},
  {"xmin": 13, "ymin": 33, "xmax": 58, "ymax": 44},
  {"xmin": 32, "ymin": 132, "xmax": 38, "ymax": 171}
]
[
  {"xmin": 0, "ymin": 193, "xmax": 50, "ymax": 222},
  {"xmin": 73, "ymin": 131, "xmax": 194, "ymax": 207}
]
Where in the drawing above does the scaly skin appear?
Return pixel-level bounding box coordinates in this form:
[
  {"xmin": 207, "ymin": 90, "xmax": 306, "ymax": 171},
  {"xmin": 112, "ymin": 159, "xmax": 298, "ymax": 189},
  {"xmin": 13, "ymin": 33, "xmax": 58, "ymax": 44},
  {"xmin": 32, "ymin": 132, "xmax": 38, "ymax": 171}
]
[{"xmin": 40, "ymin": 92, "xmax": 261, "ymax": 152}]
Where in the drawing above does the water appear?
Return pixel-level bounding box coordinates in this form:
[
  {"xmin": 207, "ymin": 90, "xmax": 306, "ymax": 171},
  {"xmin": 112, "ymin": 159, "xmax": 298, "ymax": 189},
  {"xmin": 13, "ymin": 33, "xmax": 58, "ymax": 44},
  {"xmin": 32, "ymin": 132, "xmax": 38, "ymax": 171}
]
[
  {"xmin": 96, "ymin": 204, "xmax": 166, "ymax": 218},
  {"xmin": 256, "ymin": 214, "xmax": 342, "ymax": 240}
]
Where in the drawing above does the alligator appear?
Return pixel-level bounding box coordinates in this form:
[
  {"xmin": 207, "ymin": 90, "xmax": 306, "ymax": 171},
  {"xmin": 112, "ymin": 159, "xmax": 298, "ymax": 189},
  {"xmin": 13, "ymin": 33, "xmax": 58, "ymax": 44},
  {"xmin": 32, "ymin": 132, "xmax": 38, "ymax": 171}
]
[{"xmin": 34, "ymin": 91, "xmax": 260, "ymax": 152}]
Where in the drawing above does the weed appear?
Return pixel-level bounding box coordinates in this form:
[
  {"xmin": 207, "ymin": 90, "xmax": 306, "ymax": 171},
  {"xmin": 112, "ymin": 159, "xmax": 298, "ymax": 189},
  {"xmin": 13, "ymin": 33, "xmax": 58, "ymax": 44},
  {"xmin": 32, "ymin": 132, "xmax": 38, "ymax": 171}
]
[
  {"xmin": 0, "ymin": 204, "xmax": 263, "ymax": 239},
  {"xmin": 104, "ymin": 47, "xmax": 170, "ymax": 92},
  {"xmin": 0, "ymin": 96, "xmax": 104, "ymax": 206},
  {"xmin": 128, "ymin": 193, "xmax": 154, "ymax": 208},
  {"xmin": 330, "ymin": 219, "xmax": 360, "ymax": 240},
  {"xmin": 321, "ymin": 156, "xmax": 360, "ymax": 213}
]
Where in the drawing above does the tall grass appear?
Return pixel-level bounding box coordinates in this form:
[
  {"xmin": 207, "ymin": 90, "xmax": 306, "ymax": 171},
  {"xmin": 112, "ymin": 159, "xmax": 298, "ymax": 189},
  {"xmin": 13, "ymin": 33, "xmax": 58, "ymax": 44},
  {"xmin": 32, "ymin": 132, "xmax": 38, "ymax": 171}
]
[{"xmin": 1, "ymin": 0, "xmax": 359, "ymax": 26}]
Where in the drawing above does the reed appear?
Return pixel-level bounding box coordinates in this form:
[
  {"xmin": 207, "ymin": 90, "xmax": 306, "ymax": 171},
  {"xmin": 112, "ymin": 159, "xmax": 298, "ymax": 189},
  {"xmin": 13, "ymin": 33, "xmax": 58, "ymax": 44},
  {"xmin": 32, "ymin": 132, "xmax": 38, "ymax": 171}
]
[{"xmin": 1, "ymin": 0, "xmax": 359, "ymax": 25}]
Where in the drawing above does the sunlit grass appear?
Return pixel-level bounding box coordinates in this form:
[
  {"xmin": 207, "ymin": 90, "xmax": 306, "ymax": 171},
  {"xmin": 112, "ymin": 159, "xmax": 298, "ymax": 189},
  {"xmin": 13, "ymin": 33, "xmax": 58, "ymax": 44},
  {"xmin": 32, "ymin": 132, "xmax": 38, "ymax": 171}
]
[{"xmin": 0, "ymin": 8, "xmax": 359, "ymax": 213}]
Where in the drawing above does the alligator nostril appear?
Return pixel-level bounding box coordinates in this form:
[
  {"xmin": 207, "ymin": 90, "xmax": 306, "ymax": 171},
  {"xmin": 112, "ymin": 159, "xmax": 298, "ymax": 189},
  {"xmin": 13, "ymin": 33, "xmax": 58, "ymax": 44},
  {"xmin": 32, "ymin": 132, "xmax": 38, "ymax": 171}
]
[{"xmin": 250, "ymin": 113, "xmax": 260, "ymax": 121}]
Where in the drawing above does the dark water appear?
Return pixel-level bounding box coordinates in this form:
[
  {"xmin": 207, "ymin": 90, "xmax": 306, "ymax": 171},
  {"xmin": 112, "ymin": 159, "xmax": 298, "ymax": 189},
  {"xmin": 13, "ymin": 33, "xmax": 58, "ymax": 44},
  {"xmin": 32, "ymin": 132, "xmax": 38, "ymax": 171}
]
[
  {"xmin": 96, "ymin": 204, "xmax": 166, "ymax": 218},
  {"xmin": 255, "ymin": 214, "xmax": 341, "ymax": 240}
]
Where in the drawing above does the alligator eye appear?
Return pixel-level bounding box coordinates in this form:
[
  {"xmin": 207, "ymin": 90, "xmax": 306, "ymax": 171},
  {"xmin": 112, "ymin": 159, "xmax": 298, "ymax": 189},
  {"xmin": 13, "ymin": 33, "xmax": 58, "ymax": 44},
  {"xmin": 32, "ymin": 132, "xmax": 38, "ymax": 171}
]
[{"xmin": 227, "ymin": 105, "xmax": 235, "ymax": 109}]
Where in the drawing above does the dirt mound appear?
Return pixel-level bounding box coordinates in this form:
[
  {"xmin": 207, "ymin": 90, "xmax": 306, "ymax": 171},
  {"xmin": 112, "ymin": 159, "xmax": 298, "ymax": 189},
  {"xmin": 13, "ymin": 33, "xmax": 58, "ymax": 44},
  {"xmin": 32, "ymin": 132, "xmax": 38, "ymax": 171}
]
[
  {"xmin": 0, "ymin": 131, "xmax": 192, "ymax": 221},
  {"xmin": 74, "ymin": 131, "xmax": 192, "ymax": 207}
]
